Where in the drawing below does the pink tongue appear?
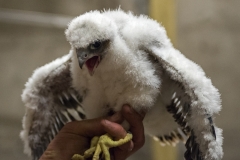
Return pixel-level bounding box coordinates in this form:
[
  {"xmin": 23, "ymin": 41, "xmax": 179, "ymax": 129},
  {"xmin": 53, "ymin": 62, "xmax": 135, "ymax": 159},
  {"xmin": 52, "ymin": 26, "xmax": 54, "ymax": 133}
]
[{"xmin": 86, "ymin": 56, "xmax": 98, "ymax": 72}]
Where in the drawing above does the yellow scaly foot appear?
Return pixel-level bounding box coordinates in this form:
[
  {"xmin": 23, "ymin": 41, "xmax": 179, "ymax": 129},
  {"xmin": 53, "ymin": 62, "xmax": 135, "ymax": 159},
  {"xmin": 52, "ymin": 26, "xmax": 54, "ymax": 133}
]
[{"xmin": 72, "ymin": 133, "xmax": 132, "ymax": 160}]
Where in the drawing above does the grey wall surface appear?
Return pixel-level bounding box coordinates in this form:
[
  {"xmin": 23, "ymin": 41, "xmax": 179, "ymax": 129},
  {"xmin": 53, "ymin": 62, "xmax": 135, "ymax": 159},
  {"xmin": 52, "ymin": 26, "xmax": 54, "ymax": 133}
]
[
  {"xmin": 0, "ymin": 0, "xmax": 239, "ymax": 159},
  {"xmin": 177, "ymin": 1, "xmax": 240, "ymax": 159}
]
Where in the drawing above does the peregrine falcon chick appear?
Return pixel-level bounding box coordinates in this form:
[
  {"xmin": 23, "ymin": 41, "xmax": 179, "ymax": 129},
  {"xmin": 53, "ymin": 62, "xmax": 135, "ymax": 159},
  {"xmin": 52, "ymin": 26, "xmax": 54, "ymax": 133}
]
[{"xmin": 20, "ymin": 9, "xmax": 223, "ymax": 160}]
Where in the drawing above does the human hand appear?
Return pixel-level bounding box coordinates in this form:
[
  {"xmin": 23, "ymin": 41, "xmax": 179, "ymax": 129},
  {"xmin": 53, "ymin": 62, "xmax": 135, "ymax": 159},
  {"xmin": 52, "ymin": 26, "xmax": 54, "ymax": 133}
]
[
  {"xmin": 39, "ymin": 105, "xmax": 145, "ymax": 160},
  {"xmin": 106, "ymin": 105, "xmax": 145, "ymax": 160}
]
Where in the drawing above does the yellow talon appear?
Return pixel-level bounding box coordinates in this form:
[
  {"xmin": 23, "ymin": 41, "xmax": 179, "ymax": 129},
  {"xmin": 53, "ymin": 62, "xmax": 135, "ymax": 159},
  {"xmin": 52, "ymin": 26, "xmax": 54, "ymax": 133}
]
[
  {"xmin": 71, "ymin": 133, "xmax": 133, "ymax": 160},
  {"xmin": 71, "ymin": 154, "xmax": 84, "ymax": 160}
]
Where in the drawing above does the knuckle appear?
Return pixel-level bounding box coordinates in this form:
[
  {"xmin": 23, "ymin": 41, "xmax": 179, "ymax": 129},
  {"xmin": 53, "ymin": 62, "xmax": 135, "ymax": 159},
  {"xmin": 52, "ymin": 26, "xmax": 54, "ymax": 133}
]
[{"xmin": 61, "ymin": 121, "xmax": 75, "ymax": 132}]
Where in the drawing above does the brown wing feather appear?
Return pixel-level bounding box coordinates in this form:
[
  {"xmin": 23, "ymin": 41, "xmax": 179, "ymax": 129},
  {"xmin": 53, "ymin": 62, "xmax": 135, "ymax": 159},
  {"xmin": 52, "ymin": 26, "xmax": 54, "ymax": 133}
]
[
  {"xmin": 145, "ymin": 46, "xmax": 222, "ymax": 160},
  {"xmin": 21, "ymin": 55, "xmax": 86, "ymax": 160}
]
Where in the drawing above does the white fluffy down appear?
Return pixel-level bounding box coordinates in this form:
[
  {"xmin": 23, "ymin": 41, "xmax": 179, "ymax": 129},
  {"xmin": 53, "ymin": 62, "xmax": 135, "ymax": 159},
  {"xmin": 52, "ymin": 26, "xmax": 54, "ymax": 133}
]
[
  {"xmin": 65, "ymin": 11, "xmax": 118, "ymax": 49},
  {"xmin": 20, "ymin": 54, "xmax": 71, "ymax": 155},
  {"xmin": 21, "ymin": 9, "xmax": 223, "ymax": 160},
  {"xmin": 67, "ymin": 9, "xmax": 223, "ymax": 159}
]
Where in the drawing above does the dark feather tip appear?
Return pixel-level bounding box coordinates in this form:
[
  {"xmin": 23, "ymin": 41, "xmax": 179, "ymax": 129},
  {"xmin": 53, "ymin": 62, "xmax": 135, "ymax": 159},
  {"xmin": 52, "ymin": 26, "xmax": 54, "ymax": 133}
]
[{"xmin": 208, "ymin": 116, "xmax": 217, "ymax": 139}]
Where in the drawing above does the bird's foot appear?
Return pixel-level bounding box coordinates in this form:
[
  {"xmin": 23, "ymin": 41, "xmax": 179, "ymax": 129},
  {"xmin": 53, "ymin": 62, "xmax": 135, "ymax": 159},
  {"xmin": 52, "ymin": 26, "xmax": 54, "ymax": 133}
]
[{"xmin": 72, "ymin": 133, "xmax": 132, "ymax": 160}]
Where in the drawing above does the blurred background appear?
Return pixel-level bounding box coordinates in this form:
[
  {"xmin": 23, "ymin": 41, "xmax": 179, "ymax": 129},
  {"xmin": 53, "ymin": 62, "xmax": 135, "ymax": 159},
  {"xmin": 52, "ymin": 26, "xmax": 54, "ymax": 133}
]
[{"xmin": 0, "ymin": 0, "xmax": 239, "ymax": 159}]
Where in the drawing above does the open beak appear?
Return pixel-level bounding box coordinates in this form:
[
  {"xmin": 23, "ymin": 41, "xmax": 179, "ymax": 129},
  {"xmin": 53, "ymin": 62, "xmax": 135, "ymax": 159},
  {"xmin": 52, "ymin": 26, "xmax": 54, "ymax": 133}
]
[
  {"xmin": 85, "ymin": 55, "xmax": 101, "ymax": 76},
  {"xmin": 76, "ymin": 50, "xmax": 101, "ymax": 76}
]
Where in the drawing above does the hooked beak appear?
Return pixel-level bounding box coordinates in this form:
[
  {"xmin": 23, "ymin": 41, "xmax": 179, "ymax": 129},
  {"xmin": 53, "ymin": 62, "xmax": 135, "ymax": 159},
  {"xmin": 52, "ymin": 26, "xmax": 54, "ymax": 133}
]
[
  {"xmin": 76, "ymin": 49, "xmax": 101, "ymax": 76},
  {"xmin": 78, "ymin": 57, "xmax": 85, "ymax": 69}
]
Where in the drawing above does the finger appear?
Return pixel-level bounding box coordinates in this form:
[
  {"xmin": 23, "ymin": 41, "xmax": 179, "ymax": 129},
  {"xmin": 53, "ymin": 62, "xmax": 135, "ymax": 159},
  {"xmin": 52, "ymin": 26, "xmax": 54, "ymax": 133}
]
[
  {"xmin": 113, "ymin": 106, "xmax": 145, "ymax": 160},
  {"xmin": 61, "ymin": 112, "xmax": 124, "ymax": 137},
  {"xmin": 101, "ymin": 120, "xmax": 134, "ymax": 152},
  {"xmin": 121, "ymin": 105, "xmax": 145, "ymax": 150},
  {"xmin": 118, "ymin": 140, "xmax": 134, "ymax": 152},
  {"xmin": 107, "ymin": 111, "xmax": 124, "ymax": 123},
  {"xmin": 112, "ymin": 145, "xmax": 133, "ymax": 160},
  {"xmin": 101, "ymin": 119, "xmax": 126, "ymax": 139},
  {"xmin": 122, "ymin": 104, "xmax": 145, "ymax": 121},
  {"xmin": 61, "ymin": 119, "xmax": 105, "ymax": 137}
]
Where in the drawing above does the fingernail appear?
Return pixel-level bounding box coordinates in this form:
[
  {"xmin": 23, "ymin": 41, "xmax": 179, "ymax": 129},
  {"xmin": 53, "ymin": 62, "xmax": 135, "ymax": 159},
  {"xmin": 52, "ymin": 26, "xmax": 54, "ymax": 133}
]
[
  {"xmin": 128, "ymin": 141, "xmax": 134, "ymax": 151},
  {"xmin": 128, "ymin": 147, "xmax": 133, "ymax": 151},
  {"xmin": 103, "ymin": 119, "xmax": 110, "ymax": 125},
  {"xmin": 101, "ymin": 119, "xmax": 111, "ymax": 129}
]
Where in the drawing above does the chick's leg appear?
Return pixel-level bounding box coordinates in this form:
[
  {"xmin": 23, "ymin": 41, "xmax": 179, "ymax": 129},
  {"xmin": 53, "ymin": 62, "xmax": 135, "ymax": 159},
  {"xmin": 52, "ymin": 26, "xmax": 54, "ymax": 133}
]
[
  {"xmin": 72, "ymin": 136, "xmax": 99, "ymax": 160},
  {"xmin": 72, "ymin": 133, "xmax": 132, "ymax": 160}
]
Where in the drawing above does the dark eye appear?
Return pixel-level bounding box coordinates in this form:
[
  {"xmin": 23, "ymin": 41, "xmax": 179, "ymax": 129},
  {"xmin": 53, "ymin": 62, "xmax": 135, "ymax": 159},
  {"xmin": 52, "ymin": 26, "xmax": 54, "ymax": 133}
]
[{"xmin": 89, "ymin": 41, "xmax": 102, "ymax": 50}]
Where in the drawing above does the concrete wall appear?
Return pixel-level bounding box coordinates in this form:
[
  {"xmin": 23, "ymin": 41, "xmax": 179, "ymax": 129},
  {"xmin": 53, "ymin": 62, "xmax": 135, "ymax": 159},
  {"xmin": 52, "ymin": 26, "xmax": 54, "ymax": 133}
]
[
  {"xmin": 177, "ymin": 1, "xmax": 240, "ymax": 159},
  {"xmin": 0, "ymin": 0, "xmax": 239, "ymax": 159}
]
